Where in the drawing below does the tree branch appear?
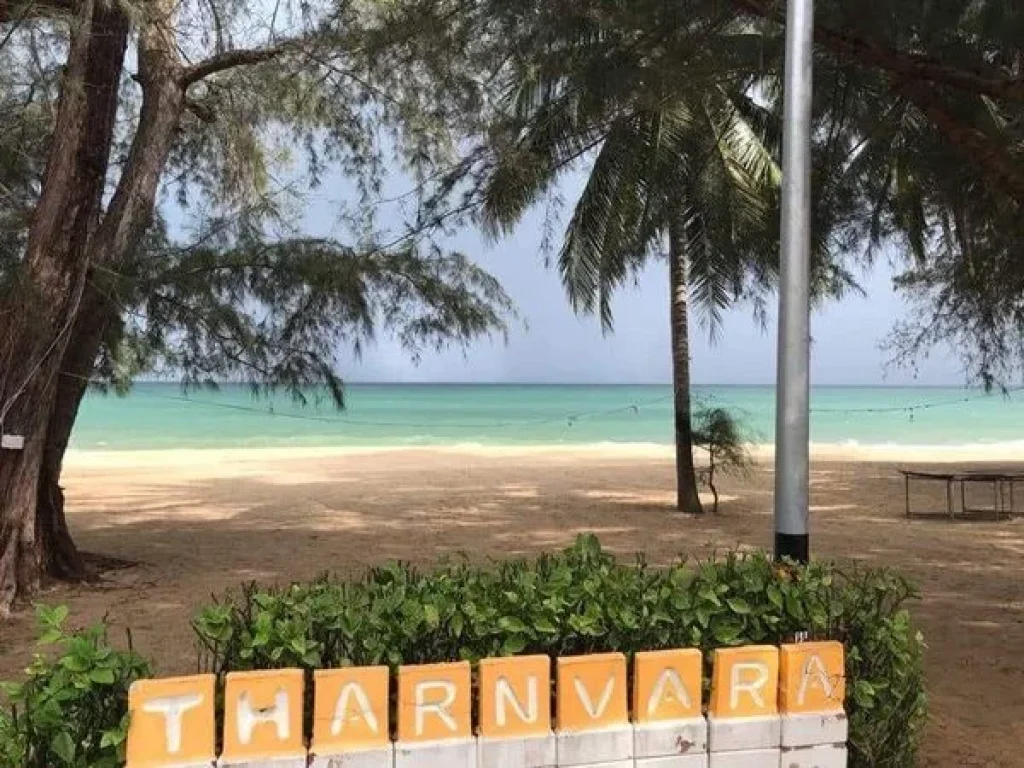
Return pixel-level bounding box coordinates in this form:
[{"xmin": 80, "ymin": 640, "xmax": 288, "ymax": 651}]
[
  {"xmin": 733, "ymin": 0, "xmax": 1024, "ymax": 103},
  {"xmin": 0, "ymin": 0, "xmax": 74, "ymax": 23},
  {"xmin": 895, "ymin": 82, "xmax": 1024, "ymax": 203},
  {"xmin": 182, "ymin": 43, "xmax": 294, "ymax": 86}
]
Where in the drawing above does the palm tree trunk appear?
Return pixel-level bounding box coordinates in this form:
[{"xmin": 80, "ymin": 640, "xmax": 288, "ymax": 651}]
[{"xmin": 668, "ymin": 222, "xmax": 704, "ymax": 515}]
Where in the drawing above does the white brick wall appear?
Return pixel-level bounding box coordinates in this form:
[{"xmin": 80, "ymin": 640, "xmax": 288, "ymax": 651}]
[
  {"xmin": 477, "ymin": 733, "xmax": 558, "ymax": 768},
  {"xmin": 309, "ymin": 745, "xmax": 395, "ymax": 768},
  {"xmin": 393, "ymin": 739, "xmax": 477, "ymax": 768},
  {"xmin": 555, "ymin": 725, "xmax": 635, "ymax": 766}
]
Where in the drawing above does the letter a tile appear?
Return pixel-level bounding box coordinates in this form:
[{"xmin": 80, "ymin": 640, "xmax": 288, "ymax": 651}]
[
  {"xmin": 779, "ymin": 642, "xmax": 845, "ymax": 714},
  {"xmin": 313, "ymin": 666, "xmax": 390, "ymax": 753},
  {"xmin": 633, "ymin": 649, "xmax": 702, "ymax": 723}
]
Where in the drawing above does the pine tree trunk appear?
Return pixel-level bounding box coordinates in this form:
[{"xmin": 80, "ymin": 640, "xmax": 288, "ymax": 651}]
[
  {"xmin": 2, "ymin": 0, "xmax": 232, "ymax": 612},
  {"xmin": 0, "ymin": 0, "xmax": 129, "ymax": 613},
  {"xmin": 37, "ymin": 295, "xmax": 112, "ymax": 581},
  {"xmin": 668, "ymin": 222, "xmax": 704, "ymax": 515},
  {"xmin": 1, "ymin": 0, "xmax": 106, "ymax": 614},
  {"xmin": 31, "ymin": 0, "xmax": 187, "ymax": 591}
]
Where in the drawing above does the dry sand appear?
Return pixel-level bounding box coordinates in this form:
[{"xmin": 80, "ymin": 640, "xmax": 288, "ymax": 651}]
[{"xmin": 2, "ymin": 445, "xmax": 1024, "ymax": 766}]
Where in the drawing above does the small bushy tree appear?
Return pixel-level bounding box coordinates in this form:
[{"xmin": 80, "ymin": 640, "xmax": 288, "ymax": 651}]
[{"xmin": 692, "ymin": 407, "xmax": 754, "ymax": 514}]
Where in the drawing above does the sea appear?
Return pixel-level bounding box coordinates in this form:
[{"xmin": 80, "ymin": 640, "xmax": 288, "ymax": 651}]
[{"xmin": 69, "ymin": 383, "xmax": 1024, "ymax": 451}]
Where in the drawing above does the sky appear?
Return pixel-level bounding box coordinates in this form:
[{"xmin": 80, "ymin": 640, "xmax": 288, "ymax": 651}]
[{"xmin": 316, "ymin": 183, "xmax": 966, "ymax": 388}]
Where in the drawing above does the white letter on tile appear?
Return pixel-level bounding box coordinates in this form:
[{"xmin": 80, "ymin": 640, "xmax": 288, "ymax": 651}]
[
  {"xmin": 415, "ymin": 681, "xmax": 457, "ymax": 736},
  {"xmin": 237, "ymin": 688, "xmax": 290, "ymax": 744},
  {"xmin": 143, "ymin": 694, "xmax": 203, "ymax": 754}
]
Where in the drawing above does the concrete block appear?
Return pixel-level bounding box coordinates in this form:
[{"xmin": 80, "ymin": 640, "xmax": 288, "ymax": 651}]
[
  {"xmin": 393, "ymin": 738, "xmax": 477, "ymax": 768},
  {"xmin": 708, "ymin": 715, "xmax": 780, "ymax": 753},
  {"xmin": 310, "ymin": 745, "xmax": 395, "ymax": 768},
  {"xmin": 779, "ymin": 744, "xmax": 847, "ymax": 768},
  {"xmin": 556, "ymin": 725, "xmax": 634, "ymax": 766},
  {"xmin": 708, "ymin": 748, "xmax": 781, "ymax": 768},
  {"xmin": 634, "ymin": 718, "xmax": 708, "ymax": 759},
  {"xmin": 218, "ymin": 759, "xmax": 307, "ymax": 768},
  {"xmin": 780, "ymin": 713, "xmax": 848, "ymax": 749},
  {"xmin": 636, "ymin": 754, "xmax": 709, "ymax": 768},
  {"xmin": 477, "ymin": 733, "xmax": 557, "ymax": 768}
]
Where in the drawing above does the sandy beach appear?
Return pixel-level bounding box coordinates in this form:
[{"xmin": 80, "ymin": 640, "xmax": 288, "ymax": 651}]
[{"xmin": 2, "ymin": 445, "xmax": 1023, "ymax": 766}]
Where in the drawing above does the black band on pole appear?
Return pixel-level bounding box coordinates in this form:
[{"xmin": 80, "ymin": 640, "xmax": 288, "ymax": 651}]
[{"xmin": 775, "ymin": 533, "xmax": 809, "ymax": 564}]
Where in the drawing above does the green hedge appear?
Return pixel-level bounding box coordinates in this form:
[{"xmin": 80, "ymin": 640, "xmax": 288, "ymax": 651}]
[
  {"xmin": 1, "ymin": 536, "xmax": 926, "ymax": 767},
  {"xmin": 193, "ymin": 535, "xmax": 926, "ymax": 767}
]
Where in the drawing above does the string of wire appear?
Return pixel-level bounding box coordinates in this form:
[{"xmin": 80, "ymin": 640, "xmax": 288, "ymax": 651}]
[
  {"xmin": 55, "ymin": 371, "xmax": 1024, "ymax": 431},
  {"xmin": 59, "ymin": 371, "xmax": 674, "ymax": 429}
]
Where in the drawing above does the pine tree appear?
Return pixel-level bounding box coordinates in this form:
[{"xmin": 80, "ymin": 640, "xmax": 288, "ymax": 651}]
[{"xmin": 0, "ymin": 0, "xmax": 512, "ymax": 615}]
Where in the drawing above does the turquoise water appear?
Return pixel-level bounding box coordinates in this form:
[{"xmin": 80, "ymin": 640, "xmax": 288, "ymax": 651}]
[{"xmin": 69, "ymin": 383, "xmax": 1024, "ymax": 450}]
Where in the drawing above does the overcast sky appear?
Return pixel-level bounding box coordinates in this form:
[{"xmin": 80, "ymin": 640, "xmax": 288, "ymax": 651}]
[{"xmin": 308, "ymin": 183, "xmax": 966, "ymax": 388}]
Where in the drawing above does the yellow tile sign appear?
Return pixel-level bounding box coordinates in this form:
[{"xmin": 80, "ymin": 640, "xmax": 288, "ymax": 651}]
[
  {"xmin": 709, "ymin": 645, "xmax": 779, "ymax": 718},
  {"xmin": 221, "ymin": 669, "xmax": 306, "ymax": 762},
  {"xmin": 780, "ymin": 641, "xmax": 846, "ymax": 714},
  {"xmin": 125, "ymin": 643, "xmax": 848, "ymax": 765},
  {"xmin": 312, "ymin": 666, "xmax": 390, "ymax": 753},
  {"xmin": 126, "ymin": 675, "xmax": 216, "ymax": 768},
  {"xmin": 556, "ymin": 652, "xmax": 628, "ymax": 732},
  {"xmin": 633, "ymin": 649, "xmax": 703, "ymax": 723},
  {"xmin": 397, "ymin": 661, "xmax": 472, "ymax": 742},
  {"xmin": 479, "ymin": 654, "xmax": 552, "ymax": 738}
]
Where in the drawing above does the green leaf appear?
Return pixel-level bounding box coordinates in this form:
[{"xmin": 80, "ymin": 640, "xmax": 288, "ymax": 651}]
[
  {"xmin": 450, "ymin": 613, "xmax": 464, "ymax": 636},
  {"xmin": 38, "ymin": 628, "xmax": 63, "ymax": 645},
  {"xmin": 853, "ymin": 680, "xmax": 876, "ymax": 710},
  {"xmin": 726, "ymin": 598, "xmax": 751, "ymax": 615},
  {"xmin": 60, "ymin": 655, "xmax": 90, "ymax": 673},
  {"xmin": 785, "ymin": 594, "xmax": 804, "ymax": 620},
  {"xmin": 501, "ymin": 635, "xmax": 528, "ymax": 655},
  {"xmin": 100, "ymin": 729, "xmax": 125, "ymax": 748},
  {"xmin": 51, "ymin": 731, "xmax": 76, "ymax": 764},
  {"xmin": 499, "ymin": 616, "xmax": 528, "ymax": 633},
  {"xmin": 712, "ymin": 620, "xmax": 744, "ymax": 645},
  {"xmin": 534, "ymin": 617, "xmax": 558, "ymax": 634},
  {"xmin": 424, "ymin": 605, "xmax": 441, "ymax": 629},
  {"xmin": 89, "ymin": 668, "xmax": 116, "ymax": 685}
]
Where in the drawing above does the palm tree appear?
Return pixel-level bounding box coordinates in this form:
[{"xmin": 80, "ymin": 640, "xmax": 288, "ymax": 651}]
[{"xmin": 482, "ymin": 75, "xmax": 784, "ymax": 513}]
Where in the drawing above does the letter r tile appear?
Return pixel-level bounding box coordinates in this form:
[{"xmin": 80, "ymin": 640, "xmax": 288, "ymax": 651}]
[
  {"xmin": 710, "ymin": 646, "xmax": 779, "ymax": 719},
  {"xmin": 397, "ymin": 661, "xmax": 472, "ymax": 742}
]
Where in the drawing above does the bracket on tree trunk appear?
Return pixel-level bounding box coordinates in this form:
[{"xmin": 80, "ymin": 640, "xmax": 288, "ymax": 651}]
[{"xmin": 1, "ymin": 433, "xmax": 26, "ymax": 450}]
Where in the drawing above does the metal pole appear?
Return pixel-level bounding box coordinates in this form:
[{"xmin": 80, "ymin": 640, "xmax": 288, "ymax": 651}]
[{"xmin": 774, "ymin": 0, "xmax": 814, "ymax": 564}]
